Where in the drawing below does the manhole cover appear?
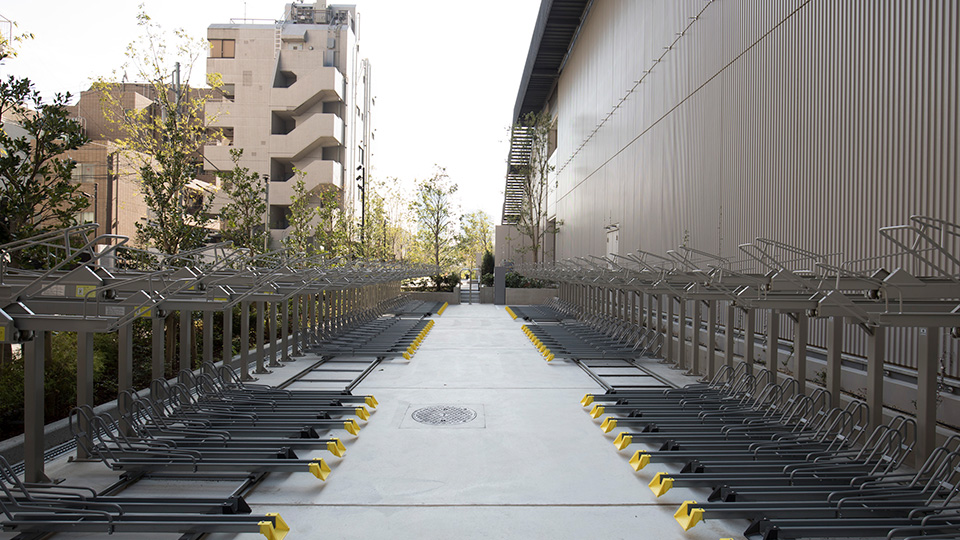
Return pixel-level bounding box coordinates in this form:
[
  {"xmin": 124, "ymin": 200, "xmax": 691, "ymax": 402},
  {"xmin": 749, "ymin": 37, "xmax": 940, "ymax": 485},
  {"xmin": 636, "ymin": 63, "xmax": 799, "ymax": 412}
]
[{"xmin": 411, "ymin": 406, "xmax": 477, "ymax": 425}]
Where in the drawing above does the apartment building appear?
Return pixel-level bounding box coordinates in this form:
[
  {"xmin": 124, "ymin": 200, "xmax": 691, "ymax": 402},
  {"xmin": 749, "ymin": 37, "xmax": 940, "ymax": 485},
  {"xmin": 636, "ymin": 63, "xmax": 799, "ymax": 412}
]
[
  {"xmin": 204, "ymin": 1, "xmax": 373, "ymax": 248},
  {"xmin": 63, "ymin": 85, "xmax": 156, "ymax": 243},
  {"xmin": 66, "ymin": 83, "xmax": 214, "ymax": 245}
]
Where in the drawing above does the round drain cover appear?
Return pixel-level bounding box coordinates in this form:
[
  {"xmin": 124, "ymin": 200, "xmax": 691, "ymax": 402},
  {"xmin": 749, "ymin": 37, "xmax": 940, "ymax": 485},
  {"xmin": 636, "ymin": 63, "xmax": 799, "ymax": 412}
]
[{"xmin": 411, "ymin": 406, "xmax": 477, "ymax": 425}]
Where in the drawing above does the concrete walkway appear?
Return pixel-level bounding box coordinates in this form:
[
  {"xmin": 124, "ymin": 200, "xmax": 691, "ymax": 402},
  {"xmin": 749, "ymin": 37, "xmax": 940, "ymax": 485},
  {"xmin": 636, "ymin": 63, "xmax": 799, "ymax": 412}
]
[
  {"xmin": 232, "ymin": 304, "xmax": 746, "ymax": 540},
  {"xmin": 19, "ymin": 304, "xmax": 749, "ymax": 539}
]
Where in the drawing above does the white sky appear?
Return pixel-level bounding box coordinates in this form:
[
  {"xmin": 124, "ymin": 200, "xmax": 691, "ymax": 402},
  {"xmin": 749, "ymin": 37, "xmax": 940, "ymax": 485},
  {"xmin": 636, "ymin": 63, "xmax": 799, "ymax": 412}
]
[{"xmin": 0, "ymin": 0, "xmax": 541, "ymax": 224}]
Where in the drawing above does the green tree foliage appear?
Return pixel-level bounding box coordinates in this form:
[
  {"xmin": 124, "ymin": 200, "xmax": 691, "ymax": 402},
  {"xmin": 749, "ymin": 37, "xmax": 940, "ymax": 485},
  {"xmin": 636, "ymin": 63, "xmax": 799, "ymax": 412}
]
[
  {"xmin": 92, "ymin": 8, "xmax": 218, "ymax": 255},
  {"xmin": 514, "ymin": 111, "xmax": 556, "ymax": 263},
  {"xmin": 457, "ymin": 210, "xmax": 493, "ymax": 270},
  {"xmin": 362, "ymin": 176, "xmax": 413, "ymax": 261},
  {"xmin": 480, "ymin": 250, "xmax": 495, "ymax": 286},
  {"xmin": 410, "ymin": 167, "xmax": 458, "ymax": 287},
  {"xmin": 218, "ymin": 148, "xmax": 267, "ymax": 254},
  {"xmin": 283, "ymin": 170, "xmax": 353, "ymax": 258},
  {"xmin": 284, "ymin": 171, "xmax": 313, "ymax": 256},
  {"xmin": 0, "ymin": 49, "xmax": 89, "ymax": 263},
  {"xmin": 314, "ymin": 189, "xmax": 353, "ymax": 257}
]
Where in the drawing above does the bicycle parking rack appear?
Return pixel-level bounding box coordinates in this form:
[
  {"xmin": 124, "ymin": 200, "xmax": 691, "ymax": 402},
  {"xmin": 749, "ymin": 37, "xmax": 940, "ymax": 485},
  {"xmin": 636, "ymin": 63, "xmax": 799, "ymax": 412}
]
[
  {"xmin": 0, "ymin": 225, "xmax": 432, "ymax": 493},
  {"xmin": 386, "ymin": 299, "xmax": 447, "ymax": 317},
  {"xmin": 506, "ymin": 215, "xmax": 960, "ymax": 538}
]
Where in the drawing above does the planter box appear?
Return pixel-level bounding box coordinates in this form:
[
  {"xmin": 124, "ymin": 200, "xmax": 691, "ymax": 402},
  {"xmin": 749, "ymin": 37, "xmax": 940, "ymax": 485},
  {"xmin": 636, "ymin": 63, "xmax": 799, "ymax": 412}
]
[
  {"xmin": 404, "ymin": 289, "xmax": 461, "ymax": 305},
  {"xmin": 479, "ymin": 286, "xmax": 557, "ymax": 305},
  {"xmin": 506, "ymin": 288, "xmax": 557, "ymax": 305},
  {"xmin": 479, "ymin": 286, "xmax": 494, "ymax": 304}
]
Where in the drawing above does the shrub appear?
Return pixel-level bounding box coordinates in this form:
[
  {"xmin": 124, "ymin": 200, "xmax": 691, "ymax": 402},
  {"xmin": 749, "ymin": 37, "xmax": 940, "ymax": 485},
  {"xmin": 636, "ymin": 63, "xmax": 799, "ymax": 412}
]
[
  {"xmin": 481, "ymin": 250, "xmax": 494, "ymax": 277},
  {"xmin": 436, "ymin": 272, "xmax": 461, "ymax": 292},
  {"xmin": 505, "ymin": 272, "xmax": 549, "ymax": 289},
  {"xmin": 480, "ymin": 272, "xmax": 494, "ymax": 287}
]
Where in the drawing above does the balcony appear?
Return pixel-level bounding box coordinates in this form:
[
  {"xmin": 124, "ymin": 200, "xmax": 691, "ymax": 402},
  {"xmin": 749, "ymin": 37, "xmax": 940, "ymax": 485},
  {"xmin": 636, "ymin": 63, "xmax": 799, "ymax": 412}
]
[
  {"xmin": 269, "ymin": 113, "xmax": 342, "ymax": 161},
  {"xmin": 268, "ymin": 160, "xmax": 343, "ymax": 202},
  {"xmin": 204, "ymin": 99, "xmax": 236, "ymax": 127},
  {"xmin": 202, "ymin": 143, "xmax": 236, "ymax": 171},
  {"xmin": 270, "ymin": 67, "xmax": 343, "ymax": 116}
]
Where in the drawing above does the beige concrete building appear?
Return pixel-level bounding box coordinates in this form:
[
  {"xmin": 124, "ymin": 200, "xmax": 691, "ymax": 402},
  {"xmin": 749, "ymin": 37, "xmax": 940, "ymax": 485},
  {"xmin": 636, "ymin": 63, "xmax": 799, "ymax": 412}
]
[
  {"xmin": 204, "ymin": 1, "xmax": 373, "ymax": 248},
  {"xmin": 64, "ymin": 87, "xmax": 155, "ymax": 244}
]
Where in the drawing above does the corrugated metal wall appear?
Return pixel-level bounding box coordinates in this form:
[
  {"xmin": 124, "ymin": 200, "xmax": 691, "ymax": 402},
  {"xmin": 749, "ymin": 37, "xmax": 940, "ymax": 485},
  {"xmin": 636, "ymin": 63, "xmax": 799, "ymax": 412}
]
[{"xmin": 551, "ymin": 0, "xmax": 959, "ymax": 375}]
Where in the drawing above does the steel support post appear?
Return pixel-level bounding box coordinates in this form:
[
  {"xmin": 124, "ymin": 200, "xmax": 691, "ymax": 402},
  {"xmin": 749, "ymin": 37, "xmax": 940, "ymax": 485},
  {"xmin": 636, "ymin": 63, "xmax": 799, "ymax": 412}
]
[
  {"xmin": 76, "ymin": 331, "xmax": 94, "ymax": 459},
  {"xmin": 318, "ymin": 292, "xmax": 326, "ymax": 339},
  {"xmin": 254, "ymin": 301, "xmax": 268, "ymax": 374},
  {"xmin": 691, "ymin": 300, "xmax": 701, "ymax": 376},
  {"xmin": 179, "ymin": 309, "xmax": 191, "ymax": 374},
  {"xmin": 916, "ymin": 327, "xmax": 939, "ymax": 463},
  {"xmin": 268, "ymin": 302, "xmax": 281, "ymax": 367},
  {"xmin": 291, "ymin": 296, "xmax": 302, "ymax": 357},
  {"xmin": 118, "ymin": 323, "xmax": 133, "ymax": 435},
  {"xmin": 307, "ymin": 294, "xmax": 316, "ymax": 344},
  {"xmin": 646, "ymin": 293, "xmax": 654, "ymax": 333},
  {"xmin": 794, "ymin": 312, "xmax": 808, "ymax": 393},
  {"xmin": 826, "ymin": 316, "xmax": 844, "ymax": 408},
  {"xmin": 319, "ymin": 291, "xmax": 327, "ymax": 338},
  {"xmin": 768, "ymin": 310, "xmax": 779, "ymax": 381},
  {"xmin": 677, "ymin": 298, "xmax": 687, "ymax": 370},
  {"xmin": 725, "ymin": 303, "xmax": 736, "ymax": 369},
  {"xmin": 202, "ymin": 311, "xmax": 213, "ymax": 373},
  {"xmin": 744, "ymin": 308, "xmax": 755, "ymax": 376},
  {"xmin": 151, "ymin": 316, "xmax": 165, "ymax": 381},
  {"xmin": 706, "ymin": 300, "xmax": 717, "ymax": 381},
  {"xmin": 299, "ymin": 294, "xmax": 308, "ymax": 352},
  {"xmin": 866, "ymin": 326, "xmax": 886, "ymax": 431},
  {"xmin": 222, "ymin": 307, "xmax": 234, "ymax": 368},
  {"xmin": 24, "ymin": 331, "xmax": 49, "ymax": 483},
  {"xmin": 239, "ymin": 301, "xmax": 252, "ymax": 380},
  {"xmin": 281, "ymin": 299, "xmax": 291, "ymax": 361},
  {"xmin": 665, "ymin": 296, "xmax": 674, "ymax": 364}
]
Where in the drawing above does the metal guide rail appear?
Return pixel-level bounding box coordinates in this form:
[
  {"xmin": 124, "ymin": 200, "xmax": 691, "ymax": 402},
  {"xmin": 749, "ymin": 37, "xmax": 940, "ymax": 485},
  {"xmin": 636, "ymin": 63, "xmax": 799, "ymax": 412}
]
[
  {"xmin": 307, "ymin": 316, "xmax": 436, "ymax": 360},
  {"xmin": 0, "ymin": 452, "xmax": 290, "ymax": 540},
  {"xmin": 385, "ymin": 299, "xmax": 448, "ymax": 317},
  {"xmin": 505, "ymin": 303, "xmax": 574, "ymax": 322},
  {"xmin": 43, "ymin": 357, "xmax": 384, "ymax": 540},
  {"xmin": 574, "ymin": 364, "xmax": 960, "ymax": 539},
  {"xmin": 507, "ymin": 305, "xmax": 671, "ymax": 392},
  {"xmin": 517, "ymin": 215, "xmax": 960, "ymax": 466},
  {"xmin": 0, "ymin": 224, "xmax": 434, "ymax": 536}
]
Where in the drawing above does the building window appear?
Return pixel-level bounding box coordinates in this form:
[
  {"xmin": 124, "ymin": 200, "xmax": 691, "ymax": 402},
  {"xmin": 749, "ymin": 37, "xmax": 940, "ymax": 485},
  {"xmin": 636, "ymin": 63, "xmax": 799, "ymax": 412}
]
[
  {"xmin": 71, "ymin": 163, "xmax": 95, "ymax": 183},
  {"xmin": 79, "ymin": 211, "xmax": 95, "ymax": 224},
  {"xmin": 209, "ymin": 39, "xmax": 236, "ymax": 59}
]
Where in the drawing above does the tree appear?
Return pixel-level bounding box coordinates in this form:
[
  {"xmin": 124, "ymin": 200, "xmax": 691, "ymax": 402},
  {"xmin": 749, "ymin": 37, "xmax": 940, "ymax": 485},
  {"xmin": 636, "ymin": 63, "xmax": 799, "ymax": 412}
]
[
  {"xmin": 92, "ymin": 9, "xmax": 218, "ymax": 256},
  {"xmin": 410, "ymin": 167, "xmax": 458, "ymax": 287},
  {"xmin": 282, "ymin": 170, "xmax": 353, "ymax": 259},
  {"xmin": 314, "ymin": 189, "xmax": 353, "ymax": 257},
  {"xmin": 0, "ymin": 44, "xmax": 89, "ymax": 265},
  {"xmin": 513, "ymin": 111, "xmax": 556, "ymax": 263},
  {"xmin": 283, "ymin": 171, "xmax": 314, "ymax": 256},
  {"xmin": 457, "ymin": 210, "xmax": 493, "ymax": 270},
  {"xmin": 363, "ymin": 187, "xmax": 389, "ymax": 260},
  {"xmin": 218, "ymin": 148, "xmax": 267, "ymax": 254},
  {"xmin": 362, "ymin": 176, "xmax": 414, "ymax": 261}
]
